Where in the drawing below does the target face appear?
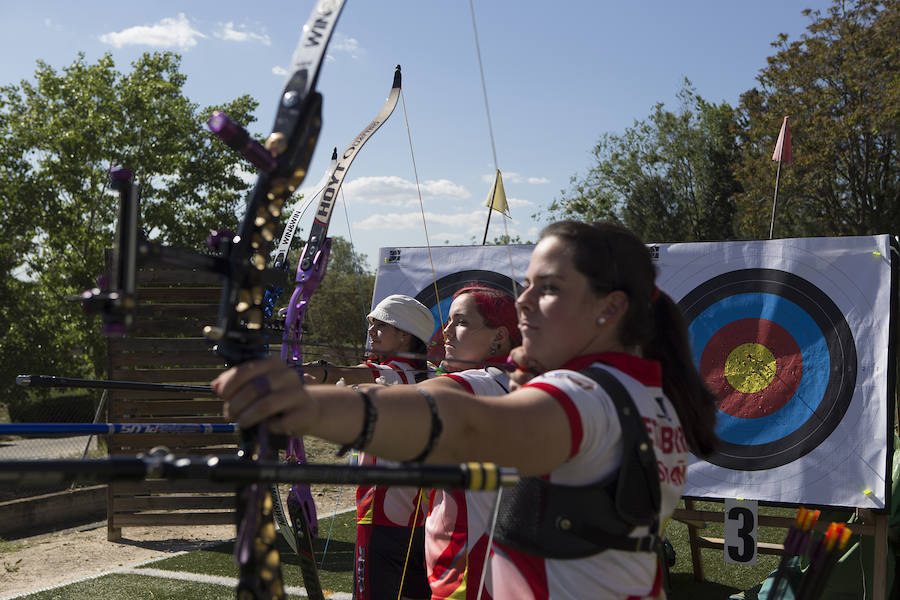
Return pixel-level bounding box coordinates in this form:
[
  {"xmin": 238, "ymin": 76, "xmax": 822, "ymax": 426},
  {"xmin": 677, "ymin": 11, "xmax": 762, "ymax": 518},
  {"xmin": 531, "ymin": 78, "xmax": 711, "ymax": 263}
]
[
  {"xmin": 413, "ymin": 269, "xmax": 521, "ymax": 362},
  {"xmin": 679, "ymin": 268, "xmax": 857, "ymax": 471}
]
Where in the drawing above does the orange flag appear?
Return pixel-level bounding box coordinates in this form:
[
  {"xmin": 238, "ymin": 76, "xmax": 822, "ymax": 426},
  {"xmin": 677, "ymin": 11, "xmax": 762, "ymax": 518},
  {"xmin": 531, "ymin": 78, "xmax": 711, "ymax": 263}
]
[{"xmin": 772, "ymin": 116, "xmax": 792, "ymax": 163}]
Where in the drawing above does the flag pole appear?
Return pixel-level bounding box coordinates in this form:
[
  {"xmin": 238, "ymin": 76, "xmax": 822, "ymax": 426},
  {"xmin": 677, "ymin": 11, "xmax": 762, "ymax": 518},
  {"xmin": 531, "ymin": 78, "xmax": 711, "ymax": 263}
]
[
  {"xmin": 482, "ymin": 186, "xmax": 495, "ymax": 245},
  {"xmin": 769, "ymin": 116, "xmax": 791, "ymax": 239},
  {"xmin": 769, "ymin": 160, "xmax": 783, "ymax": 240}
]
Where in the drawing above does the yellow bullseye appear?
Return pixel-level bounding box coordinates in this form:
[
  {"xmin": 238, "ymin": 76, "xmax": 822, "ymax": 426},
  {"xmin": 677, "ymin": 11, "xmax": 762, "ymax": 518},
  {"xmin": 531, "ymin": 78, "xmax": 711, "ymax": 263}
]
[{"xmin": 725, "ymin": 343, "xmax": 776, "ymax": 393}]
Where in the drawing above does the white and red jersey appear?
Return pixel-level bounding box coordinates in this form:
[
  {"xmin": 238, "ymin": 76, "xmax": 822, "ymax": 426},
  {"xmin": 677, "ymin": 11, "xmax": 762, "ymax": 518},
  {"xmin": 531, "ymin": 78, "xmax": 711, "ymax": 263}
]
[
  {"xmin": 491, "ymin": 352, "xmax": 686, "ymax": 600},
  {"xmin": 426, "ymin": 363, "xmax": 509, "ymax": 600},
  {"xmin": 356, "ymin": 356, "xmax": 435, "ymax": 528},
  {"xmin": 361, "ymin": 356, "xmax": 436, "ymax": 385}
]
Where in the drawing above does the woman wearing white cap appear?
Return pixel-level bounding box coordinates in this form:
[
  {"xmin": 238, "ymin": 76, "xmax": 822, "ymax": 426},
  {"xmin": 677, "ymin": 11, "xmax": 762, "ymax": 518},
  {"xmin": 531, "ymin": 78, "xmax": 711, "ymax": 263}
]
[
  {"xmin": 303, "ymin": 293, "xmax": 436, "ymax": 386},
  {"xmin": 303, "ymin": 294, "xmax": 436, "ymax": 600}
]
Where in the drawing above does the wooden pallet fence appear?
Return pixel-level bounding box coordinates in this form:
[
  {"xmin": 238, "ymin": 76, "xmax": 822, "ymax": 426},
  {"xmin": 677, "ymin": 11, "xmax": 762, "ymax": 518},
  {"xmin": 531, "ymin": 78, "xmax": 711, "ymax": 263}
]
[{"xmin": 105, "ymin": 263, "xmax": 239, "ymax": 541}]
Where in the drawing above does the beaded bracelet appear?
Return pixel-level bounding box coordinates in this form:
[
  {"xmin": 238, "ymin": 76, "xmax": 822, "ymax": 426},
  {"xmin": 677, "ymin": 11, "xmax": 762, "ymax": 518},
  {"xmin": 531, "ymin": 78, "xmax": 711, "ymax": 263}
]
[
  {"xmin": 336, "ymin": 390, "xmax": 377, "ymax": 457},
  {"xmin": 405, "ymin": 388, "xmax": 443, "ymax": 463}
]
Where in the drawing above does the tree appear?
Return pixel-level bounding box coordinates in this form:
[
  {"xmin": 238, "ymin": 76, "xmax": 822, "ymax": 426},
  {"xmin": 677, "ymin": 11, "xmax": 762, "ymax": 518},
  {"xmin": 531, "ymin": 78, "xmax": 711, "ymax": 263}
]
[
  {"xmin": 278, "ymin": 235, "xmax": 376, "ymax": 366},
  {"xmin": 549, "ymin": 82, "xmax": 743, "ymax": 243},
  {"xmin": 734, "ymin": 0, "xmax": 899, "ymax": 238},
  {"xmin": 0, "ymin": 51, "xmax": 258, "ymax": 405}
]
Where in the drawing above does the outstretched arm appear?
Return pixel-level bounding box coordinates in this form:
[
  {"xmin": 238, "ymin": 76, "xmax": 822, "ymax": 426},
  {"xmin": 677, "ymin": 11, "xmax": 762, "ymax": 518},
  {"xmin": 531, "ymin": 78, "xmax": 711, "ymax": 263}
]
[{"xmin": 215, "ymin": 357, "xmax": 572, "ymax": 476}]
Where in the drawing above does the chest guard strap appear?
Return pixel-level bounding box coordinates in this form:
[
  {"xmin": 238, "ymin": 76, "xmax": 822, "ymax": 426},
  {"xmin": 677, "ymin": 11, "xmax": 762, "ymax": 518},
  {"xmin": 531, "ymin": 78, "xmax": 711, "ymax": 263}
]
[{"xmin": 494, "ymin": 367, "xmax": 661, "ymax": 558}]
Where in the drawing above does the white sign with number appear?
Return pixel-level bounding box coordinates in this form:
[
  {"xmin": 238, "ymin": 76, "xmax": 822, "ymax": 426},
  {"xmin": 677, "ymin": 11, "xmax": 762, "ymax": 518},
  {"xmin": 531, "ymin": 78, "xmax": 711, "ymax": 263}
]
[{"xmin": 724, "ymin": 498, "xmax": 758, "ymax": 565}]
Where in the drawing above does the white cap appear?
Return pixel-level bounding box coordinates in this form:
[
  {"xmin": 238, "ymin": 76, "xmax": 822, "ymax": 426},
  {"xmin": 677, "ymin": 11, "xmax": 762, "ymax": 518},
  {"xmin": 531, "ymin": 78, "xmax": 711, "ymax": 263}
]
[{"xmin": 367, "ymin": 294, "xmax": 435, "ymax": 346}]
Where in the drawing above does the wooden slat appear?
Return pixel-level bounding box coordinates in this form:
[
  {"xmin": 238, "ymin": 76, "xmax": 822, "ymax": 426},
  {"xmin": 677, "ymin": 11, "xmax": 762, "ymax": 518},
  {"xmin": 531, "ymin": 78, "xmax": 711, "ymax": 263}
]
[
  {"xmin": 697, "ymin": 536, "xmax": 785, "ymax": 556},
  {"xmin": 109, "ymin": 338, "xmax": 213, "ymax": 353},
  {"xmin": 135, "ymin": 304, "xmax": 220, "ymax": 320},
  {"xmin": 112, "ymin": 495, "xmax": 234, "ymax": 511},
  {"xmin": 111, "ymin": 480, "xmax": 236, "ymax": 494},
  {"xmin": 112, "ymin": 512, "xmax": 235, "ymax": 526},
  {"xmin": 110, "ymin": 368, "xmax": 224, "ymax": 383},
  {"xmin": 136, "ymin": 269, "xmax": 223, "ymax": 286},
  {"xmin": 111, "ymin": 351, "xmax": 225, "ymax": 368},
  {"xmin": 107, "ymin": 435, "xmax": 237, "ymax": 449},
  {"xmin": 109, "ymin": 402, "xmax": 225, "ymax": 418},
  {"xmin": 137, "ymin": 288, "xmax": 222, "ymax": 303},
  {"xmin": 129, "ymin": 319, "xmax": 212, "ymax": 337},
  {"xmin": 109, "ymin": 389, "xmax": 213, "ymax": 401}
]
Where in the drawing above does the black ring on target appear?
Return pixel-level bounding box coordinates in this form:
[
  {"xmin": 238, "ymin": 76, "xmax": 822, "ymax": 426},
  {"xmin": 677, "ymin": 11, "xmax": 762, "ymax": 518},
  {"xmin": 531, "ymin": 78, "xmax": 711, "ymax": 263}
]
[
  {"xmin": 678, "ymin": 268, "xmax": 857, "ymax": 471},
  {"xmin": 414, "ymin": 270, "xmax": 522, "ymax": 362}
]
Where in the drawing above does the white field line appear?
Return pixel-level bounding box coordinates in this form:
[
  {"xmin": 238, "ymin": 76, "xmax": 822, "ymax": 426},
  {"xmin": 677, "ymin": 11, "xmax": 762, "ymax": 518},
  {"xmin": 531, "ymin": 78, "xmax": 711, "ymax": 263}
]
[
  {"xmin": 1, "ymin": 507, "xmax": 356, "ymax": 600},
  {"xmin": 119, "ymin": 567, "xmax": 353, "ymax": 599}
]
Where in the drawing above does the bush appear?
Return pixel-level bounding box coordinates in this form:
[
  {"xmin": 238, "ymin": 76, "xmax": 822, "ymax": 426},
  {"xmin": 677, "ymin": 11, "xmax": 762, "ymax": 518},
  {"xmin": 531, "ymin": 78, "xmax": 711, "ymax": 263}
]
[{"xmin": 7, "ymin": 392, "xmax": 99, "ymax": 423}]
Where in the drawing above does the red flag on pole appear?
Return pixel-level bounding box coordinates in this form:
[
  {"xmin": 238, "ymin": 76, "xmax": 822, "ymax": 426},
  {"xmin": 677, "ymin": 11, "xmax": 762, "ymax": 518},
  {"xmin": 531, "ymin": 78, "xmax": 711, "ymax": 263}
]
[{"xmin": 772, "ymin": 116, "xmax": 792, "ymax": 163}]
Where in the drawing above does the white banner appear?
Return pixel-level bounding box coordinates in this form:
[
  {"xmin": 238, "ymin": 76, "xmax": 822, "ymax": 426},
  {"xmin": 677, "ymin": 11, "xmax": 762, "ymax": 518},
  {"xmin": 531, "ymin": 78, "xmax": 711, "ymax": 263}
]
[{"xmin": 373, "ymin": 235, "xmax": 893, "ymax": 508}]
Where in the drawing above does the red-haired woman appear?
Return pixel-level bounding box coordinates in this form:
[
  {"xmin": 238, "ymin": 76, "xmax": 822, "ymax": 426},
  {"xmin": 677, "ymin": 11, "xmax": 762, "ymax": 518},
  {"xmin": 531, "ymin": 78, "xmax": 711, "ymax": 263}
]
[
  {"xmin": 420, "ymin": 286, "xmax": 521, "ymax": 599},
  {"xmin": 216, "ymin": 221, "xmax": 718, "ymax": 599}
]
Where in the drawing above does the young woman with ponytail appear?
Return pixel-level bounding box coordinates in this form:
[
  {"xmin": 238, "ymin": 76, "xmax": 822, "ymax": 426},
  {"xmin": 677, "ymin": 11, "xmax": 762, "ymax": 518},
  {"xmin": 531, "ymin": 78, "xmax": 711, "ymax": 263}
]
[{"xmin": 215, "ymin": 220, "xmax": 718, "ymax": 599}]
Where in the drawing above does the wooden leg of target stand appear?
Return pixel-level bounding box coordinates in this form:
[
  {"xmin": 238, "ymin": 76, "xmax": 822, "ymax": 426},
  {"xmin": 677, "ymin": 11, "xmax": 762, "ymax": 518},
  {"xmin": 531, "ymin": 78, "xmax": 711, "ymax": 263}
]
[
  {"xmin": 684, "ymin": 498, "xmax": 705, "ymax": 582},
  {"xmin": 873, "ymin": 511, "xmax": 888, "ymax": 600}
]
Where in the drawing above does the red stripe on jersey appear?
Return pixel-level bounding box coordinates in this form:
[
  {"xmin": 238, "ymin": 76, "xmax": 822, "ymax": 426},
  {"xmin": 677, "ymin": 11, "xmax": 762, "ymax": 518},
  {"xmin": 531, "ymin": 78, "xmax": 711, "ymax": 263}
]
[
  {"xmin": 524, "ymin": 381, "xmax": 583, "ymax": 459},
  {"xmin": 444, "ymin": 374, "xmax": 474, "ymax": 394},
  {"xmin": 493, "ymin": 540, "xmax": 548, "ymax": 599},
  {"xmin": 560, "ymin": 352, "xmax": 662, "ymax": 387}
]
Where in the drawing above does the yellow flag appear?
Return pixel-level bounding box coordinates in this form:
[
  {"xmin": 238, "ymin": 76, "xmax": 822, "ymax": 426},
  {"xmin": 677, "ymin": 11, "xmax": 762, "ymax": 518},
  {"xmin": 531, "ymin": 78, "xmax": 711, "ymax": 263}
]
[{"xmin": 484, "ymin": 169, "xmax": 509, "ymax": 216}]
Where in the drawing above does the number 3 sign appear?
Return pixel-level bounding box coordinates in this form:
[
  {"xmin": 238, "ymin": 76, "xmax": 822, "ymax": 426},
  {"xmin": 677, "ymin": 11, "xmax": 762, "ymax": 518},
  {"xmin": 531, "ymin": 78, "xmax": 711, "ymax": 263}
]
[{"xmin": 724, "ymin": 498, "xmax": 758, "ymax": 566}]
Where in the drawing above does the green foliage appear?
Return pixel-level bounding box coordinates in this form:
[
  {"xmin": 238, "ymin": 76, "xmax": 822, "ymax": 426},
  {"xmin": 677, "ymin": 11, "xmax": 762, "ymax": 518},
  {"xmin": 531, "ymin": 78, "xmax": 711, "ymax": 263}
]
[
  {"xmin": 0, "ymin": 51, "xmax": 257, "ymax": 404},
  {"xmin": 550, "ymin": 81, "xmax": 743, "ymax": 243},
  {"xmin": 734, "ymin": 0, "xmax": 900, "ymax": 238},
  {"xmin": 6, "ymin": 391, "xmax": 98, "ymax": 423},
  {"xmin": 277, "ymin": 235, "xmax": 375, "ymax": 365}
]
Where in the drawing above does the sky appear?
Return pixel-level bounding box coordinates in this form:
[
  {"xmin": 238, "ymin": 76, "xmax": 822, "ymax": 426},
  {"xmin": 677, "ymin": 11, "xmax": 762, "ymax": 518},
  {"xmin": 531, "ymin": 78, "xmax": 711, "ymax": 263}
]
[{"xmin": 0, "ymin": 1, "xmax": 834, "ymax": 271}]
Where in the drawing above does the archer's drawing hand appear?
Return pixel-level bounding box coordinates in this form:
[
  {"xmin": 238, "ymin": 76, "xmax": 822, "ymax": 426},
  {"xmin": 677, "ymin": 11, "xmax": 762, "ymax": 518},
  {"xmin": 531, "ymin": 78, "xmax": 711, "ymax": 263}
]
[
  {"xmin": 508, "ymin": 346, "xmax": 545, "ymax": 390},
  {"xmin": 214, "ymin": 356, "xmax": 315, "ymax": 435}
]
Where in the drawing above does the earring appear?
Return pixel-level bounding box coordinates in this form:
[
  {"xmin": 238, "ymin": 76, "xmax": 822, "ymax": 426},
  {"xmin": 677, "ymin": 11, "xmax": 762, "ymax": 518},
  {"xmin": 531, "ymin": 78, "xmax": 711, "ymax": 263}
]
[
  {"xmin": 597, "ymin": 316, "xmax": 607, "ymax": 325},
  {"xmin": 489, "ymin": 344, "xmax": 497, "ymax": 356}
]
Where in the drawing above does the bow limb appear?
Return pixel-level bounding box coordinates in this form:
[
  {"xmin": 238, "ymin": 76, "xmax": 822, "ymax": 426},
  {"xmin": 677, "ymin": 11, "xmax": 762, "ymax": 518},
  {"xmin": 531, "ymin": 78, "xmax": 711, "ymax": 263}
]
[
  {"xmin": 283, "ymin": 65, "xmax": 402, "ymax": 364},
  {"xmin": 207, "ymin": 2, "xmax": 346, "ymax": 599},
  {"xmin": 275, "ymin": 65, "xmax": 402, "ymax": 600}
]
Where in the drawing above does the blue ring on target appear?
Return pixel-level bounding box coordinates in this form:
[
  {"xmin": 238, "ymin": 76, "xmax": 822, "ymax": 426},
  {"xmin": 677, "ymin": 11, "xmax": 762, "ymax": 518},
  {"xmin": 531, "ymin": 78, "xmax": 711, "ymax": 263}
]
[
  {"xmin": 679, "ymin": 268, "xmax": 856, "ymax": 471},
  {"xmin": 690, "ymin": 293, "xmax": 828, "ymax": 445}
]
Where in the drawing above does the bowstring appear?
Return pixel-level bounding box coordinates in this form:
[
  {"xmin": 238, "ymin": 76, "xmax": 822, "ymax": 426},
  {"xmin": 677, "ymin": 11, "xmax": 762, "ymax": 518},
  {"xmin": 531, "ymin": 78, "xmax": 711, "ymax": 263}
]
[
  {"xmin": 400, "ymin": 87, "xmax": 447, "ymax": 351},
  {"xmin": 468, "ymin": 2, "xmax": 518, "ymax": 598}
]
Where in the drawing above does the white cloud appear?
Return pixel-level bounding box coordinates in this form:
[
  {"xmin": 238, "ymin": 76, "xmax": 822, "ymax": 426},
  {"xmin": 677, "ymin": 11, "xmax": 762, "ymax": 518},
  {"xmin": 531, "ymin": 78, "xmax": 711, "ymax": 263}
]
[
  {"xmin": 480, "ymin": 171, "xmax": 549, "ymax": 185},
  {"xmin": 326, "ymin": 33, "xmax": 364, "ymax": 62},
  {"xmin": 356, "ymin": 209, "xmax": 529, "ymax": 247},
  {"xmin": 341, "ymin": 176, "xmax": 470, "ymax": 207},
  {"xmin": 43, "ymin": 18, "xmax": 62, "ymax": 31},
  {"xmin": 272, "ymin": 65, "xmax": 288, "ymax": 76},
  {"xmin": 99, "ymin": 13, "xmax": 205, "ymax": 50},
  {"xmin": 507, "ymin": 196, "xmax": 534, "ymax": 208},
  {"xmin": 214, "ymin": 22, "xmax": 271, "ymax": 45}
]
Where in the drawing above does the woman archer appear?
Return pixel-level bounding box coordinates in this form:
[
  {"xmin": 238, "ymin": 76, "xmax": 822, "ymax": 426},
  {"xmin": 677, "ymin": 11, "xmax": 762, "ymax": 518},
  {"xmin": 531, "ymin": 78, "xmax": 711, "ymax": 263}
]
[{"xmin": 420, "ymin": 285, "xmax": 521, "ymax": 600}]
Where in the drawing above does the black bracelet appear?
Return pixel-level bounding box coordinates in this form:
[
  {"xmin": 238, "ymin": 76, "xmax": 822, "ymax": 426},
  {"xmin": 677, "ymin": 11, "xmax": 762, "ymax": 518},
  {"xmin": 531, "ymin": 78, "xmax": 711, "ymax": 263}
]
[
  {"xmin": 405, "ymin": 388, "xmax": 443, "ymax": 463},
  {"xmin": 336, "ymin": 391, "xmax": 377, "ymax": 457}
]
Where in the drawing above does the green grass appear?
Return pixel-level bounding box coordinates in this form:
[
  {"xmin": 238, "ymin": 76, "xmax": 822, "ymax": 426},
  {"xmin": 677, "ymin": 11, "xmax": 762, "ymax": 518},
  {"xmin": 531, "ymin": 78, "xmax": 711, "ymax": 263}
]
[
  {"xmin": 665, "ymin": 500, "xmax": 794, "ymax": 599},
  {"xmin": 14, "ymin": 501, "xmax": 871, "ymax": 600}
]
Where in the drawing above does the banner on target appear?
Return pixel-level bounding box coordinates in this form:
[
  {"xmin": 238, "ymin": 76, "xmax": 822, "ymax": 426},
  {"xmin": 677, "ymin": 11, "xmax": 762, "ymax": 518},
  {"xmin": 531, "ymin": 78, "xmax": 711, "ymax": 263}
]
[{"xmin": 373, "ymin": 236, "xmax": 895, "ymax": 508}]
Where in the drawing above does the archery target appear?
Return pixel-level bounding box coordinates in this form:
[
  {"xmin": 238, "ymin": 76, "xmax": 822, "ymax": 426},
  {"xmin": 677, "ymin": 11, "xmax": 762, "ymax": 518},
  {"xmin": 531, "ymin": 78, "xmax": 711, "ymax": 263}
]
[
  {"xmin": 679, "ymin": 268, "xmax": 857, "ymax": 471},
  {"xmin": 414, "ymin": 269, "xmax": 522, "ymax": 362}
]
